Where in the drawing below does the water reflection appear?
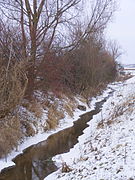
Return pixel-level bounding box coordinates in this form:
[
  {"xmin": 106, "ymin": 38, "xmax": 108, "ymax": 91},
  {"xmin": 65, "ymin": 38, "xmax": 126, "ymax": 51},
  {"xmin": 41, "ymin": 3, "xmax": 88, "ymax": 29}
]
[{"xmin": 0, "ymin": 91, "xmax": 113, "ymax": 180}]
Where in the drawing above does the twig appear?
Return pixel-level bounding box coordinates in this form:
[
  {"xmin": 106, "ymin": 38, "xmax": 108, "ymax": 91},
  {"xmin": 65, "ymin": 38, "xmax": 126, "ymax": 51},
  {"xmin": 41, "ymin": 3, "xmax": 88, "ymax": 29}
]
[{"xmin": 6, "ymin": 38, "xmax": 13, "ymax": 78}]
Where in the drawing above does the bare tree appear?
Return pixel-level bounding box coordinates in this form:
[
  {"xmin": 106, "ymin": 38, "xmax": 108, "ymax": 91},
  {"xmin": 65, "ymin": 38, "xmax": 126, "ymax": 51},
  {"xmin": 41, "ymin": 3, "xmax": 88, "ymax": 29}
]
[
  {"xmin": 107, "ymin": 40, "xmax": 122, "ymax": 61},
  {"xmin": 62, "ymin": 0, "xmax": 116, "ymax": 51},
  {"xmin": 0, "ymin": 0, "xmax": 116, "ymax": 97},
  {"xmin": 0, "ymin": 0, "xmax": 83, "ymax": 97}
]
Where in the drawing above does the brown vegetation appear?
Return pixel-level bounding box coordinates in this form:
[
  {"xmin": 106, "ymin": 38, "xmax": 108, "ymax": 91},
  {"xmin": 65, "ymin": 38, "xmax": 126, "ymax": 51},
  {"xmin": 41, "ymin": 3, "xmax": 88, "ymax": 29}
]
[
  {"xmin": 21, "ymin": 120, "xmax": 36, "ymax": 137},
  {"xmin": 0, "ymin": 62, "xmax": 27, "ymax": 118},
  {"xmin": 0, "ymin": 60, "xmax": 27, "ymax": 157},
  {"xmin": 0, "ymin": 0, "xmax": 122, "ymax": 157},
  {"xmin": 47, "ymin": 107, "xmax": 65, "ymax": 129},
  {"xmin": 45, "ymin": 96, "xmax": 77, "ymax": 129},
  {"xmin": 0, "ymin": 115, "xmax": 21, "ymax": 158},
  {"xmin": 24, "ymin": 101, "xmax": 43, "ymax": 118},
  {"xmin": 37, "ymin": 34, "xmax": 118, "ymax": 99},
  {"xmin": 62, "ymin": 162, "xmax": 72, "ymax": 173},
  {"xmin": 0, "ymin": 0, "xmax": 117, "ymax": 98}
]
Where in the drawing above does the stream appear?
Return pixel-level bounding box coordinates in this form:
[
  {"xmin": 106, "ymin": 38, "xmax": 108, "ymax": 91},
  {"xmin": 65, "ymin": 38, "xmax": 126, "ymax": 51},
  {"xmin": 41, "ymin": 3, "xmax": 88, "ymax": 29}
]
[{"xmin": 0, "ymin": 89, "xmax": 114, "ymax": 180}]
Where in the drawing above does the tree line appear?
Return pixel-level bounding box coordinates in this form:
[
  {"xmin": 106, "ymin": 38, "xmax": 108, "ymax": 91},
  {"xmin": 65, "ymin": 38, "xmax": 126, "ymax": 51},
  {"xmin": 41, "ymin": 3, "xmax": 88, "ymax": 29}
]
[{"xmin": 0, "ymin": 0, "xmax": 120, "ymax": 117}]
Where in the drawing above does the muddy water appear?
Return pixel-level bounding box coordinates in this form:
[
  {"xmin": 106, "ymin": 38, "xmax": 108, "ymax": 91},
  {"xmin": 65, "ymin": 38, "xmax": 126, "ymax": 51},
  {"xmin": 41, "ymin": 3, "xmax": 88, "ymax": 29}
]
[{"xmin": 0, "ymin": 91, "xmax": 113, "ymax": 180}]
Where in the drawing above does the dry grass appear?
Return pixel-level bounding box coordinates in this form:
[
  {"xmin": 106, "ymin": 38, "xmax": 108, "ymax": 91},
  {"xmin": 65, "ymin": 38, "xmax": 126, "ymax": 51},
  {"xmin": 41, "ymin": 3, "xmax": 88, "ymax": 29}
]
[
  {"xmin": 42, "ymin": 94, "xmax": 77, "ymax": 130},
  {"xmin": 22, "ymin": 100, "xmax": 43, "ymax": 118},
  {"xmin": 47, "ymin": 104, "xmax": 65, "ymax": 129},
  {"xmin": 64, "ymin": 103, "xmax": 74, "ymax": 117},
  {"xmin": 0, "ymin": 115, "xmax": 21, "ymax": 158},
  {"xmin": 0, "ymin": 62, "xmax": 27, "ymax": 118},
  {"xmin": 21, "ymin": 120, "xmax": 36, "ymax": 136},
  {"xmin": 0, "ymin": 61, "xmax": 28, "ymax": 157},
  {"xmin": 109, "ymin": 97, "xmax": 134, "ymax": 121},
  {"xmin": 42, "ymin": 100, "xmax": 52, "ymax": 109},
  {"xmin": 106, "ymin": 119, "xmax": 115, "ymax": 126},
  {"xmin": 77, "ymin": 96, "xmax": 87, "ymax": 104},
  {"xmin": 116, "ymin": 73, "xmax": 133, "ymax": 82},
  {"xmin": 28, "ymin": 102, "xmax": 43, "ymax": 118},
  {"xmin": 81, "ymin": 84, "xmax": 107, "ymax": 107},
  {"xmin": 97, "ymin": 95, "xmax": 135, "ymax": 130},
  {"xmin": 62, "ymin": 162, "xmax": 72, "ymax": 173},
  {"xmin": 97, "ymin": 121, "xmax": 104, "ymax": 129},
  {"xmin": 63, "ymin": 98, "xmax": 77, "ymax": 117}
]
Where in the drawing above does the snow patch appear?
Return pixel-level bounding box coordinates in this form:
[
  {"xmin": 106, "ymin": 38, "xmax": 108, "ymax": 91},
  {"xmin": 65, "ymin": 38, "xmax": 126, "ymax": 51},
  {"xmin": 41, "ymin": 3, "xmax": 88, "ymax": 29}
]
[{"xmin": 45, "ymin": 76, "xmax": 135, "ymax": 180}]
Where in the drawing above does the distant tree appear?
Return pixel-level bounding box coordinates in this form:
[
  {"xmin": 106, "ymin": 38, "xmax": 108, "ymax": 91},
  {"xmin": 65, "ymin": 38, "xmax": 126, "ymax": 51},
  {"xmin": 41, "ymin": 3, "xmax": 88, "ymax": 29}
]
[{"xmin": 107, "ymin": 40, "xmax": 122, "ymax": 61}]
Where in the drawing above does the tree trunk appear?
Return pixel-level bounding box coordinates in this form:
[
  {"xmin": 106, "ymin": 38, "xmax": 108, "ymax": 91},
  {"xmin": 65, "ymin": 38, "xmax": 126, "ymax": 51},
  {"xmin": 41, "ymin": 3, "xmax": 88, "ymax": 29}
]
[{"xmin": 25, "ymin": 64, "xmax": 35, "ymax": 99}]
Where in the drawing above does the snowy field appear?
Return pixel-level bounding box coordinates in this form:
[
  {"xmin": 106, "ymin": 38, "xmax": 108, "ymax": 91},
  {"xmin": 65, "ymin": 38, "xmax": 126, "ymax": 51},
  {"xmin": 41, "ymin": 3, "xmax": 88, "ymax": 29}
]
[{"xmin": 45, "ymin": 75, "xmax": 135, "ymax": 180}]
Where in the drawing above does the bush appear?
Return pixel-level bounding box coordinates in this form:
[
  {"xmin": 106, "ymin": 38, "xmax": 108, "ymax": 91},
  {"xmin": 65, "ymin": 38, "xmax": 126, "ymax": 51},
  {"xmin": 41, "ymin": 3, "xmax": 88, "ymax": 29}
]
[
  {"xmin": 35, "ymin": 36, "xmax": 117, "ymax": 97},
  {"xmin": 0, "ymin": 61, "xmax": 27, "ymax": 118}
]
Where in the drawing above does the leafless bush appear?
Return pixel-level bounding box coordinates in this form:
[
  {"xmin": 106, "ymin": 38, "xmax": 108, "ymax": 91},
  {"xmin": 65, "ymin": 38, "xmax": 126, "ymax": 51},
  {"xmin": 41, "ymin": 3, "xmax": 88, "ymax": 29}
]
[{"xmin": 0, "ymin": 61, "xmax": 28, "ymax": 118}]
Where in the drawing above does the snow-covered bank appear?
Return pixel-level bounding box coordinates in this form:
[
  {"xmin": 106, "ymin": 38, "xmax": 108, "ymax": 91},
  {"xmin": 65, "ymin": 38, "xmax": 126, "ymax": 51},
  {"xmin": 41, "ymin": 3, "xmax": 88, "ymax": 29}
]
[
  {"xmin": 0, "ymin": 82, "xmax": 115, "ymax": 172},
  {"xmin": 45, "ymin": 76, "xmax": 135, "ymax": 180}
]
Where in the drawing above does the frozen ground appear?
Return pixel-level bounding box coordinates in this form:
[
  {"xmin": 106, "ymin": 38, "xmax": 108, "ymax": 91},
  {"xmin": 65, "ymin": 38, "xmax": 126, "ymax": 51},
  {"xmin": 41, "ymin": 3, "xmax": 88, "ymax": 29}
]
[{"xmin": 45, "ymin": 75, "xmax": 135, "ymax": 180}]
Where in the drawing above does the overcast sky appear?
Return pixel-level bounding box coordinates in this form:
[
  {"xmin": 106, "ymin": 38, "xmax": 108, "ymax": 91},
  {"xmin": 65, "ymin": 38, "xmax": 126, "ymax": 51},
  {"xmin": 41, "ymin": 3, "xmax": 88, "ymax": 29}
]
[{"xmin": 107, "ymin": 0, "xmax": 135, "ymax": 64}]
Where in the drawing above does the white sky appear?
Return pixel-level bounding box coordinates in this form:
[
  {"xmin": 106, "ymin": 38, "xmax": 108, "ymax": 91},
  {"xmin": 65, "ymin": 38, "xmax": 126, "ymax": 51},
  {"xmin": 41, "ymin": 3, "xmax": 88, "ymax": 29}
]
[{"xmin": 107, "ymin": 0, "xmax": 135, "ymax": 64}]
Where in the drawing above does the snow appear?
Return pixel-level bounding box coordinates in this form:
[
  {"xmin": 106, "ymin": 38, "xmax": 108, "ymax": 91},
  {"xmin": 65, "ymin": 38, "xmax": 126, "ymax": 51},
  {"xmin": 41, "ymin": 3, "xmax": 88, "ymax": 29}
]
[
  {"xmin": 124, "ymin": 69, "xmax": 135, "ymax": 76},
  {"xmin": 0, "ymin": 81, "xmax": 113, "ymax": 172},
  {"xmin": 1, "ymin": 73, "xmax": 134, "ymax": 177},
  {"xmin": 45, "ymin": 75, "xmax": 135, "ymax": 180}
]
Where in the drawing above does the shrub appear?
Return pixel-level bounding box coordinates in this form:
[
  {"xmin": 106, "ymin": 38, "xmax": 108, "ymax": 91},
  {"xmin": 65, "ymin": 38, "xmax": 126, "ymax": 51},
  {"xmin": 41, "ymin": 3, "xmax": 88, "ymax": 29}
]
[{"xmin": 0, "ymin": 61, "xmax": 27, "ymax": 118}]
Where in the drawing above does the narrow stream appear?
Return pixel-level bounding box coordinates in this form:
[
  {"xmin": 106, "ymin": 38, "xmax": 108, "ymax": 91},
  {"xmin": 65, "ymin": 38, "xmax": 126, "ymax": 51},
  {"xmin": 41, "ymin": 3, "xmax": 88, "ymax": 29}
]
[{"xmin": 0, "ymin": 89, "xmax": 114, "ymax": 180}]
